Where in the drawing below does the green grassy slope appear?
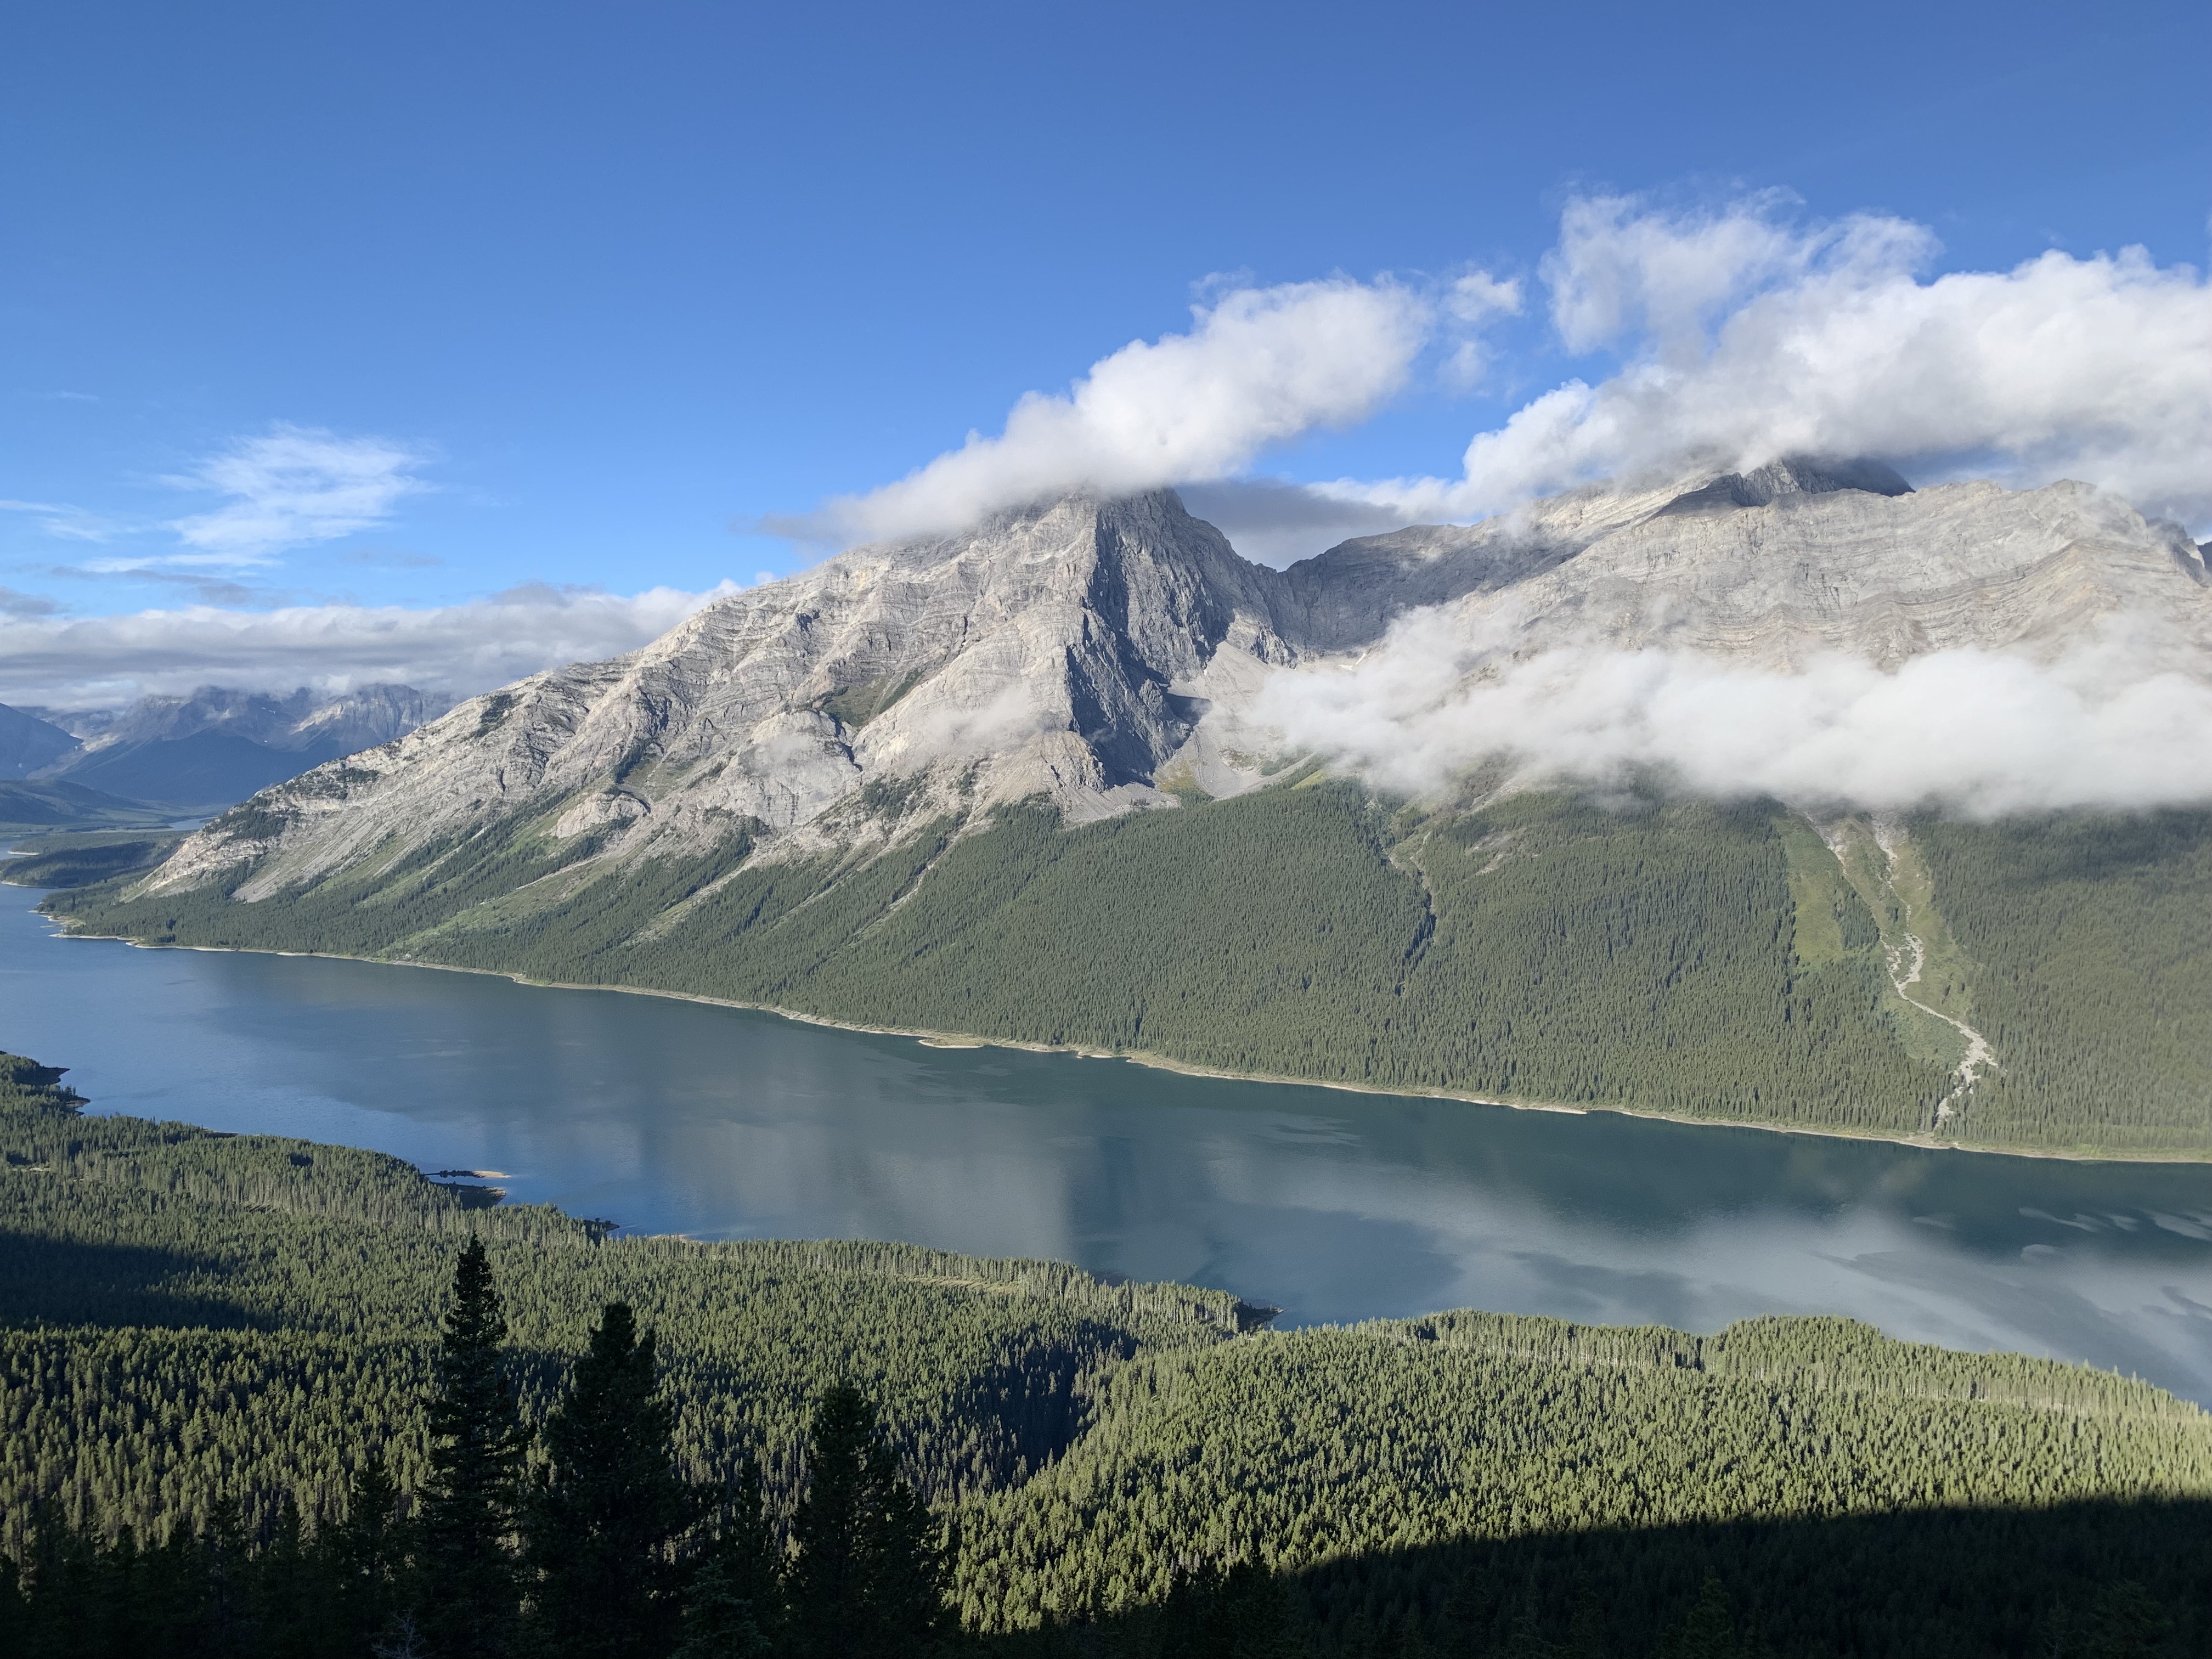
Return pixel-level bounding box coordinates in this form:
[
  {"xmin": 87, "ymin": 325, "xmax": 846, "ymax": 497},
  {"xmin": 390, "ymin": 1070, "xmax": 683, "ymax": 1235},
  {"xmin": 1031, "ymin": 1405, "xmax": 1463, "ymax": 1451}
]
[
  {"xmin": 49, "ymin": 785, "xmax": 2212, "ymax": 1152},
  {"xmin": 5, "ymin": 1051, "xmax": 2211, "ymax": 1655}
]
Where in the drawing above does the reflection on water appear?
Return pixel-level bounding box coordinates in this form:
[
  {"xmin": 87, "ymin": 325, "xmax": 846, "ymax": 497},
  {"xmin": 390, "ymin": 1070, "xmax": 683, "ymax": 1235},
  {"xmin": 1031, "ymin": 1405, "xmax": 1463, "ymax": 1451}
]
[{"xmin": 6, "ymin": 886, "xmax": 2212, "ymax": 1400}]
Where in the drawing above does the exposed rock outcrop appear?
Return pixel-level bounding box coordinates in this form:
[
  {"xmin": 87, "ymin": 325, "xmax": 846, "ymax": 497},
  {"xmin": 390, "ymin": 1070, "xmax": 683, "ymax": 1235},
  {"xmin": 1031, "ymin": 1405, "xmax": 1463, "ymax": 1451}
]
[{"xmin": 145, "ymin": 464, "xmax": 2212, "ymax": 900}]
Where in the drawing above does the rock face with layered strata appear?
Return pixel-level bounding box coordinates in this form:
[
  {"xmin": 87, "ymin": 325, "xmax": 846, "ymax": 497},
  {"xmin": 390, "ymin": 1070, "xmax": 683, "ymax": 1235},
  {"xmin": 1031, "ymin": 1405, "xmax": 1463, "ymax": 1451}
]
[
  {"xmin": 1451, "ymin": 473, "xmax": 2209, "ymax": 670},
  {"xmin": 155, "ymin": 493, "xmax": 1295, "ymax": 896},
  {"xmin": 146, "ymin": 462, "xmax": 2211, "ymax": 900}
]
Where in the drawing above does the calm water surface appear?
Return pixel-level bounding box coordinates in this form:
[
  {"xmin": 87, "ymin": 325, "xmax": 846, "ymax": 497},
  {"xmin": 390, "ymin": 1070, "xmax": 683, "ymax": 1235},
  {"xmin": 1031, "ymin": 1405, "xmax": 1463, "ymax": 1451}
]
[{"xmin": 6, "ymin": 884, "xmax": 2212, "ymax": 1400}]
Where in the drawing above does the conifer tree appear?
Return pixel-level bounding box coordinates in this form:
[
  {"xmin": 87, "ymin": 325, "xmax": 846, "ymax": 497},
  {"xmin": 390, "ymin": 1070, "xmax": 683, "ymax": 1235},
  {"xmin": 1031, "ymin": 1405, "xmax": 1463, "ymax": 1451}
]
[
  {"xmin": 0, "ymin": 1555, "xmax": 24, "ymax": 1659},
  {"xmin": 416, "ymin": 1235, "xmax": 527, "ymax": 1657},
  {"xmin": 140, "ymin": 1521, "xmax": 212, "ymax": 1655},
  {"xmin": 1661, "ymin": 1574, "xmax": 1740, "ymax": 1659},
  {"xmin": 2080, "ymin": 1581, "xmax": 2171, "ymax": 1659},
  {"xmin": 1167, "ymin": 1560, "xmax": 1306, "ymax": 1658},
  {"xmin": 250, "ymin": 1494, "xmax": 314, "ymax": 1658},
  {"xmin": 675, "ymin": 1462, "xmax": 782, "ymax": 1659},
  {"xmin": 205, "ymin": 1493, "xmax": 250, "ymax": 1652},
  {"xmin": 330, "ymin": 1455, "xmax": 407, "ymax": 1651},
  {"xmin": 1558, "ymin": 1594, "xmax": 1610, "ymax": 1659},
  {"xmin": 784, "ymin": 1385, "xmax": 946, "ymax": 1658},
  {"xmin": 524, "ymin": 1301, "xmax": 704, "ymax": 1659}
]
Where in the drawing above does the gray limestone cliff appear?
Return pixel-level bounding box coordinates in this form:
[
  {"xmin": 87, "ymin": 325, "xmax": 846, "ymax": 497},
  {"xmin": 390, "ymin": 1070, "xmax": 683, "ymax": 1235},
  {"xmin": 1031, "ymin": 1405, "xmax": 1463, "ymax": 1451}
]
[{"xmin": 145, "ymin": 464, "xmax": 2212, "ymax": 900}]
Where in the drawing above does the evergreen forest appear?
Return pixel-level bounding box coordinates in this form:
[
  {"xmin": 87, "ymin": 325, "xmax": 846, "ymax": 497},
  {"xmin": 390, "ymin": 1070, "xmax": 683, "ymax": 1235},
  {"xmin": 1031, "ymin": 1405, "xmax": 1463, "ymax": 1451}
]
[
  {"xmin": 4, "ymin": 1048, "xmax": 2210, "ymax": 1656},
  {"xmin": 40, "ymin": 781, "xmax": 2212, "ymax": 1155}
]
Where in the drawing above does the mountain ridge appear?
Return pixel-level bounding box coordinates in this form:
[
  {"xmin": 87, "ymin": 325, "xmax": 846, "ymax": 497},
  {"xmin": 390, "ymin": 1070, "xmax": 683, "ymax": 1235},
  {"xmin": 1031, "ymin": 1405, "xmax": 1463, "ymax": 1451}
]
[
  {"xmin": 0, "ymin": 702, "xmax": 80, "ymax": 780},
  {"xmin": 138, "ymin": 461, "xmax": 2211, "ymax": 899},
  {"xmin": 24, "ymin": 682, "xmax": 447, "ymax": 810},
  {"xmin": 48, "ymin": 465, "xmax": 2212, "ymax": 1155}
]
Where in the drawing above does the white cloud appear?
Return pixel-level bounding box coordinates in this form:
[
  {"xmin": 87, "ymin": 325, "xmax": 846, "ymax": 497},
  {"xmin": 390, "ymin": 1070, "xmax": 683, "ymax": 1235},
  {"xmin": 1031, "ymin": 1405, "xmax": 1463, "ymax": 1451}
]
[
  {"xmin": 1254, "ymin": 608, "xmax": 2212, "ymax": 818},
  {"xmin": 164, "ymin": 424, "xmax": 431, "ymax": 565},
  {"xmin": 1540, "ymin": 190, "xmax": 1880, "ymax": 354},
  {"xmin": 0, "ymin": 498, "xmax": 119, "ymax": 542},
  {"xmin": 1328, "ymin": 194, "xmax": 2212, "ymax": 531},
  {"xmin": 0, "ymin": 581, "xmax": 737, "ymax": 711},
  {"xmin": 1440, "ymin": 269, "xmax": 1525, "ymax": 392},
  {"xmin": 783, "ymin": 277, "xmax": 1431, "ymax": 544},
  {"xmin": 782, "ymin": 192, "xmax": 2210, "ymax": 567},
  {"xmin": 1447, "ymin": 270, "xmax": 1523, "ymax": 325}
]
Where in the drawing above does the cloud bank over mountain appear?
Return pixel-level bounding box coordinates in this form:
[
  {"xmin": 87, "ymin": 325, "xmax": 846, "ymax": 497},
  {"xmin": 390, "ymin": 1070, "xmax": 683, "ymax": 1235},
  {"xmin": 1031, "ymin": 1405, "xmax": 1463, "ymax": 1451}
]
[
  {"xmin": 1325, "ymin": 195, "xmax": 2212, "ymax": 531},
  {"xmin": 1255, "ymin": 610, "xmax": 2212, "ymax": 819},
  {"xmin": 775, "ymin": 277, "xmax": 1431, "ymax": 544},
  {"xmin": 781, "ymin": 193, "xmax": 2212, "ymax": 556},
  {"xmin": 14, "ymin": 188, "xmax": 2207, "ymax": 740},
  {"xmin": 0, "ymin": 580, "xmax": 736, "ymax": 710}
]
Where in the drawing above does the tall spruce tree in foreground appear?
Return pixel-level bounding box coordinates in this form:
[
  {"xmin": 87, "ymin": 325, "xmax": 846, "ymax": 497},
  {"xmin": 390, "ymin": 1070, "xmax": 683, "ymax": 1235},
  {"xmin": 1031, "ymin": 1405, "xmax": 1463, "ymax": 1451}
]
[
  {"xmin": 1661, "ymin": 1575, "xmax": 1742, "ymax": 1659},
  {"xmin": 330, "ymin": 1454, "xmax": 408, "ymax": 1651},
  {"xmin": 417, "ymin": 1235, "xmax": 527, "ymax": 1657},
  {"xmin": 674, "ymin": 1462, "xmax": 782, "ymax": 1659},
  {"xmin": 783, "ymin": 1385, "xmax": 946, "ymax": 1659},
  {"xmin": 1148, "ymin": 1560, "xmax": 1309, "ymax": 1658},
  {"xmin": 524, "ymin": 1301, "xmax": 704, "ymax": 1659}
]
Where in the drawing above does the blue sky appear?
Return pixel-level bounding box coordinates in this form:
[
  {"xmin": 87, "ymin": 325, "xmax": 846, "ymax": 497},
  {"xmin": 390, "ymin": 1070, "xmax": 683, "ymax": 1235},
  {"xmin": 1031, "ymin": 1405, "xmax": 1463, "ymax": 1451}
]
[{"xmin": 3, "ymin": 0, "xmax": 2208, "ymax": 706}]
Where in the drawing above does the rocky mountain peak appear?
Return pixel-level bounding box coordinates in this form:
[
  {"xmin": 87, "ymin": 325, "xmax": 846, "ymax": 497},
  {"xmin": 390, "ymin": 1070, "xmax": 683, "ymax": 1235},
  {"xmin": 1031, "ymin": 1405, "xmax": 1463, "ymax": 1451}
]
[
  {"xmin": 155, "ymin": 489, "xmax": 1301, "ymax": 896},
  {"xmin": 49, "ymin": 682, "xmax": 444, "ymax": 759},
  {"xmin": 144, "ymin": 471, "xmax": 2212, "ymax": 901},
  {"xmin": 287, "ymin": 685, "xmax": 450, "ymax": 752},
  {"xmin": 1656, "ymin": 455, "xmax": 1915, "ymax": 517}
]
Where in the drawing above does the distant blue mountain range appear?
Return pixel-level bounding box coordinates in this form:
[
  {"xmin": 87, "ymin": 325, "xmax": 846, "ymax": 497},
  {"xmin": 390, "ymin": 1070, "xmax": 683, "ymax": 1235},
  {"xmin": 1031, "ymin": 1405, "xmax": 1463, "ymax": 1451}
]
[
  {"xmin": 2, "ymin": 684, "xmax": 445, "ymax": 811},
  {"xmin": 0, "ymin": 703, "xmax": 78, "ymax": 781}
]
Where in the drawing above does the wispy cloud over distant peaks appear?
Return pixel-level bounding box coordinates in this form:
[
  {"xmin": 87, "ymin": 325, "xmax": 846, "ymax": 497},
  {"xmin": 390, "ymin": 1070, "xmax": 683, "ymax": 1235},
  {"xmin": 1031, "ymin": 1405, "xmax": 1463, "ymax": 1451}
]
[
  {"xmin": 0, "ymin": 580, "xmax": 737, "ymax": 710},
  {"xmin": 163, "ymin": 424, "xmax": 432, "ymax": 565}
]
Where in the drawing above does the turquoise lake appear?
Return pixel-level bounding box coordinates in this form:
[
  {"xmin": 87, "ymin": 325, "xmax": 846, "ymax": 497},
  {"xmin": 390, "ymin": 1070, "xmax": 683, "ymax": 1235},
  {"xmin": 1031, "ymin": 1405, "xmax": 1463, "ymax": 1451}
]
[{"xmin": 6, "ymin": 883, "xmax": 2212, "ymax": 1400}]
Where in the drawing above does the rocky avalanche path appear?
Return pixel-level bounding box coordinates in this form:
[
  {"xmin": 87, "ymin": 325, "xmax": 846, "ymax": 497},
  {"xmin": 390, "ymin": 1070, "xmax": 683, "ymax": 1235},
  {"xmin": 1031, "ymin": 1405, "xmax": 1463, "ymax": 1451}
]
[{"xmin": 1818, "ymin": 813, "xmax": 1999, "ymax": 1130}]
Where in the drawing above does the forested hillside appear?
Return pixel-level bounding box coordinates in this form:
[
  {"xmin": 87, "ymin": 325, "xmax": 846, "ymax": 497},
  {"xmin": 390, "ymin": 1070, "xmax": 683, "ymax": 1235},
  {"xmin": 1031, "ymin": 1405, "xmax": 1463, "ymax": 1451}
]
[
  {"xmin": 0, "ymin": 781, "xmax": 166, "ymax": 835},
  {"xmin": 48, "ymin": 780, "xmax": 2212, "ymax": 1154},
  {"xmin": 4, "ymin": 1049, "xmax": 2210, "ymax": 1656},
  {"xmin": 1916, "ymin": 812, "xmax": 2212, "ymax": 1148},
  {"xmin": 1, "ymin": 831, "xmax": 183, "ymax": 890}
]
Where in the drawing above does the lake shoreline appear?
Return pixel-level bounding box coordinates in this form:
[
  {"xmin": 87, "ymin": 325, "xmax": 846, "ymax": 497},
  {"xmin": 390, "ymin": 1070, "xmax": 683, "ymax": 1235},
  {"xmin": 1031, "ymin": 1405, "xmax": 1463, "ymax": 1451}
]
[{"xmin": 41, "ymin": 914, "xmax": 2210, "ymax": 1167}]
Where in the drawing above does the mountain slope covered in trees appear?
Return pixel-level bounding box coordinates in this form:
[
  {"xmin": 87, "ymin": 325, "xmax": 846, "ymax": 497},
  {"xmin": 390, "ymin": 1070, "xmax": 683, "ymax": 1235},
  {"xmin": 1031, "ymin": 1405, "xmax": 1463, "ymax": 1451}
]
[{"xmin": 49, "ymin": 780, "xmax": 2212, "ymax": 1155}]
